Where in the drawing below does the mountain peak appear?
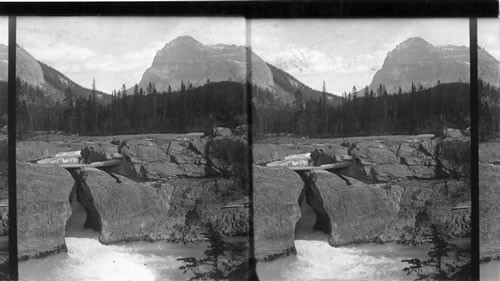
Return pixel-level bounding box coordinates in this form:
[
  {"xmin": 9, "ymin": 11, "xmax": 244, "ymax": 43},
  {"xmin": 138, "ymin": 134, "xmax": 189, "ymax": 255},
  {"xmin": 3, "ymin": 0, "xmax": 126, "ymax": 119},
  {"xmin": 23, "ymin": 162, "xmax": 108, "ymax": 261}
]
[
  {"xmin": 167, "ymin": 35, "xmax": 202, "ymax": 48},
  {"xmin": 396, "ymin": 37, "xmax": 432, "ymax": 50}
]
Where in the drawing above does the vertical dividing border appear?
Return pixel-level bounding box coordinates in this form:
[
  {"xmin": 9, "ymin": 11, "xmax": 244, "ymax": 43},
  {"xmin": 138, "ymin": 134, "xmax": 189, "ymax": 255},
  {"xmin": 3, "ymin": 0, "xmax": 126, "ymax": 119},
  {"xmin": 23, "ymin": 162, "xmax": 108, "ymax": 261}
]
[
  {"xmin": 245, "ymin": 16, "xmax": 258, "ymax": 281},
  {"xmin": 469, "ymin": 17, "xmax": 479, "ymax": 281},
  {"xmin": 7, "ymin": 16, "xmax": 18, "ymax": 281}
]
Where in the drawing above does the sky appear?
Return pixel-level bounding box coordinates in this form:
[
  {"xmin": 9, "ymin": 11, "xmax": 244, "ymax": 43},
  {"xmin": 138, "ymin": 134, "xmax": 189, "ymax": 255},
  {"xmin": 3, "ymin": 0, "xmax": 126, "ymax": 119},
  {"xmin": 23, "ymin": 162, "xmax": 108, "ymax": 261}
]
[
  {"xmin": 16, "ymin": 17, "xmax": 246, "ymax": 93},
  {"xmin": 252, "ymin": 19, "xmax": 483, "ymax": 94},
  {"xmin": 479, "ymin": 18, "xmax": 500, "ymax": 58},
  {"xmin": 0, "ymin": 17, "xmax": 497, "ymax": 95}
]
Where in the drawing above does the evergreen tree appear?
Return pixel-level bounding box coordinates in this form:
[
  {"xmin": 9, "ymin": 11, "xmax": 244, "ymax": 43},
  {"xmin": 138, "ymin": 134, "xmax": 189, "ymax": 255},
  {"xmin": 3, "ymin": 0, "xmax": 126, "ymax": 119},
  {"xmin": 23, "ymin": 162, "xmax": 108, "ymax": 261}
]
[
  {"xmin": 293, "ymin": 90, "xmax": 307, "ymax": 136},
  {"xmin": 177, "ymin": 223, "xmax": 247, "ymax": 281}
]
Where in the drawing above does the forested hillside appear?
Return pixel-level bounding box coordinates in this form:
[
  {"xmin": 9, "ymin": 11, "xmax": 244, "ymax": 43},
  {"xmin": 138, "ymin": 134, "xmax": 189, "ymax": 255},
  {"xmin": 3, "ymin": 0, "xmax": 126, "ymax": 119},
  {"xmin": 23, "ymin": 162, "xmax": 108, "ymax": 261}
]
[
  {"xmin": 16, "ymin": 80, "xmax": 246, "ymax": 136},
  {"xmin": 253, "ymin": 82, "xmax": 471, "ymax": 137},
  {"xmin": 479, "ymin": 79, "xmax": 500, "ymax": 140},
  {"xmin": 17, "ymin": 77, "xmax": 494, "ymax": 139}
]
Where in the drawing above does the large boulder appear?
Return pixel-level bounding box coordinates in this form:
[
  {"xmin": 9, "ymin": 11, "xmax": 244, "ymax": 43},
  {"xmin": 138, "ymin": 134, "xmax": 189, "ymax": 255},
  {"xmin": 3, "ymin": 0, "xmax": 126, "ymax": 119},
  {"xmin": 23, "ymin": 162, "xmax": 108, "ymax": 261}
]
[
  {"xmin": 16, "ymin": 141, "xmax": 60, "ymax": 162},
  {"xmin": 71, "ymin": 168, "xmax": 249, "ymax": 244},
  {"xmin": 480, "ymin": 163, "xmax": 500, "ymax": 260},
  {"xmin": 348, "ymin": 140, "xmax": 434, "ymax": 182},
  {"xmin": 112, "ymin": 138, "xmax": 205, "ymax": 180},
  {"xmin": 253, "ymin": 166, "xmax": 303, "ymax": 260},
  {"xmin": 346, "ymin": 136, "xmax": 469, "ymax": 183},
  {"xmin": 302, "ymin": 171, "xmax": 400, "ymax": 246},
  {"xmin": 17, "ymin": 163, "xmax": 74, "ymax": 259},
  {"xmin": 80, "ymin": 145, "xmax": 116, "ymax": 164},
  {"xmin": 113, "ymin": 136, "xmax": 248, "ymax": 180},
  {"xmin": 252, "ymin": 143, "xmax": 286, "ymax": 165}
]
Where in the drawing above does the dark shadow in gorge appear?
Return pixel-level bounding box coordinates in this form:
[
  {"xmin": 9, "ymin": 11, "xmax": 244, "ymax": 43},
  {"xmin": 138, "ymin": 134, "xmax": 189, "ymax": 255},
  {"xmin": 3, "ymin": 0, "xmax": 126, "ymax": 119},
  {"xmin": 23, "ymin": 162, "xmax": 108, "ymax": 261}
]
[
  {"xmin": 65, "ymin": 171, "xmax": 101, "ymax": 238},
  {"xmin": 294, "ymin": 172, "xmax": 331, "ymax": 241}
]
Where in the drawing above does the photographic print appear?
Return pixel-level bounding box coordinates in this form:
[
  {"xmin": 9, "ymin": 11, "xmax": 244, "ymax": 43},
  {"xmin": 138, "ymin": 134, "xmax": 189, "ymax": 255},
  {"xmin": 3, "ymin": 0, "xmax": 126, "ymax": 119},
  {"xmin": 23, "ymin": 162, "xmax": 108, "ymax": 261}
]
[
  {"xmin": 478, "ymin": 17, "xmax": 500, "ymax": 281},
  {"xmin": 250, "ymin": 19, "xmax": 473, "ymax": 281},
  {"xmin": 15, "ymin": 17, "xmax": 250, "ymax": 281}
]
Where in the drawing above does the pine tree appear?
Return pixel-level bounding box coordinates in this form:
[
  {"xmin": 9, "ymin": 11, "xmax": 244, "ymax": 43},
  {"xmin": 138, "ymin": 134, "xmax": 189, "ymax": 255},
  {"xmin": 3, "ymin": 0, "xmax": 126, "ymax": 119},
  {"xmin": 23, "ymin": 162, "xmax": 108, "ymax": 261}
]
[
  {"xmin": 177, "ymin": 223, "xmax": 247, "ymax": 281},
  {"xmin": 293, "ymin": 90, "xmax": 306, "ymax": 136}
]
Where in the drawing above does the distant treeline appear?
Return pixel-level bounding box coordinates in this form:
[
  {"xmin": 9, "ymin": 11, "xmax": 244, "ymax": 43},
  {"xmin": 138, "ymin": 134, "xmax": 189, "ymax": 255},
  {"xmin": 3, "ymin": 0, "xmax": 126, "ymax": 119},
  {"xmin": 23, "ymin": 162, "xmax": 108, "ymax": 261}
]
[
  {"xmin": 16, "ymin": 79, "xmax": 246, "ymax": 137},
  {"xmin": 14, "ymin": 77, "xmax": 499, "ymax": 139},
  {"xmin": 479, "ymin": 79, "xmax": 500, "ymax": 140},
  {"xmin": 253, "ymin": 82, "xmax": 471, "ymax": 137}
]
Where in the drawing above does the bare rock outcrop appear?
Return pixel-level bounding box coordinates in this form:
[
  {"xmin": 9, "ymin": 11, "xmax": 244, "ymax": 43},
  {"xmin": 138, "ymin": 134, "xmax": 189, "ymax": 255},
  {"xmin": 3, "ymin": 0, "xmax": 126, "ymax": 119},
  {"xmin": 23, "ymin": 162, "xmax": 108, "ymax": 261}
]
[
  {"xmin": 252, "ymin": 143, "xmax": 286, "ymax": 165},
  {"xmin": 16, "ymin": 141, "xmax": 60, "ymax": 162},
  {"xmin": 479, "ymin": 141, "xmax": 500, "ymax": 260},
  {"xmin": 17, "ymin": 163, "xmax": 74, "ymax": 259},
  {"xmin": 302, "ymin": 171, "xmax": 400, "ymax": 246},
  {"xmin": 346, "ymin": 136, "xmax": 469, "ymax": 183},
  {"xmin": 71, "ymin": 167, "xmax": 249, "ymax": 244},
  {"xmin": 253, "ymin": 166, "xmax": 303, "ymax": 260},
  {"xmin": 112, "ymin": 135, "xmax": 248, "ymax": 180},
  {"xmin": 383, "ymin": 179, "xmax": 470, "ymax": 244}
]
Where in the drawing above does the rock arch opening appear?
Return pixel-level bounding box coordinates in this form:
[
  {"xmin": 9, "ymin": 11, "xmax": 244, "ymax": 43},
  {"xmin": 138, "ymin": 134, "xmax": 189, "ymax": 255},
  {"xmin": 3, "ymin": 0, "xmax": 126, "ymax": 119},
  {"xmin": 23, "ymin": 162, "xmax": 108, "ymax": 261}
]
[
  {"xmin": 294, "ymin": 173, "xmax": 331, "ymax": 240},
  {"xmin": 65, "ymin": 170, "xmax": 102, "ymax": 237}
]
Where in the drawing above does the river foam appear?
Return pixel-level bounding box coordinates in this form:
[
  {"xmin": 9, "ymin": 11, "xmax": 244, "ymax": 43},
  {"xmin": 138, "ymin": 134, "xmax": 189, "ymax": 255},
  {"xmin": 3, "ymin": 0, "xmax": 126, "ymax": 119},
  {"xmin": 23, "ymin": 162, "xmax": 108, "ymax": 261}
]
[
  {"xmin": 257, "ymin": 239, "xmax": 430, "ymax": 281},
  {"xmin": 19, "ymin": 237, "xmax": 208, "ymax": 281}
]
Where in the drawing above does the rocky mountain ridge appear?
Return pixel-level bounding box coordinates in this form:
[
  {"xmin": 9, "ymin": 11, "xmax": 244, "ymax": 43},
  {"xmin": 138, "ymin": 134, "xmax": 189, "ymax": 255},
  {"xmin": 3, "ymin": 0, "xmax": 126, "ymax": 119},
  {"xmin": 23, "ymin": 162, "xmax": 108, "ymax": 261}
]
[
  {"xmin": 0, "ymin": 44, "xmax": 110, "ymax": 104},
  {"xmin": 370, "ymin": 37, "xmax": 500, "ymax": 94},
  {"xmin": 138, "ymin": 35, "xmax": 341, "ymax": 105}
]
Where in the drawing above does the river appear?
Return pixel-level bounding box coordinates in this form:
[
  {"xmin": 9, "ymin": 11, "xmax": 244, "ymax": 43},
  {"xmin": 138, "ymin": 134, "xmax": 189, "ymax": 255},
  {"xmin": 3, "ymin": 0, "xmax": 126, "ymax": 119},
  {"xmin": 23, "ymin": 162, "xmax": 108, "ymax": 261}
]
[
  {"xmin": 19, "ymin": 198, "xmax": 466, "ymax": 281},
  {"xmin": 19, "ymin": 199, "xmax": 208, "ymax": 281},
  {"xmin": 257, "ymin": 200, "xmax": 440, "ymax": 281}
]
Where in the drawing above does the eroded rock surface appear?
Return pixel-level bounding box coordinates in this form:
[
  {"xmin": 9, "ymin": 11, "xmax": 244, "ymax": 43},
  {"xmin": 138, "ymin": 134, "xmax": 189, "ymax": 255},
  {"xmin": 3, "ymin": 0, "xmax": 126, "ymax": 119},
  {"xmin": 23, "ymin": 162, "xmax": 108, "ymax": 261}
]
[
  {"xmin": 252, "ymin": 143, "xmax": 286, "ymax": 165},
  {"xmin": 384, "ymin": 179, "xmax": 470, "ymax": 244},
  {"xmin": 112, "ymin": 136, "xmax": 248, "ymax": 180},
  {"xmin": 17, "ymin": 163, "xmax": 74, "ymax": 259},
  {"xmin": 71, "ymin": 167, "xmax": 249, "ymax": 244},
  {"xmin": 16, "ymin": 141, "xmax": 60, "ymax": 162},
  {"xmin": 302, "ymin": 171, "xmax": 400, "ymax": 246},
  {"xmin": 480, "ymin": 141, "xmax": 500, "ymax": 260},
  {"xmin": 346, "ymin": 136, "xmax": 469, "ymax": 182},
  {"xmin": 253, "ymin": 166, "xmax": 303, "ymax": 260}
]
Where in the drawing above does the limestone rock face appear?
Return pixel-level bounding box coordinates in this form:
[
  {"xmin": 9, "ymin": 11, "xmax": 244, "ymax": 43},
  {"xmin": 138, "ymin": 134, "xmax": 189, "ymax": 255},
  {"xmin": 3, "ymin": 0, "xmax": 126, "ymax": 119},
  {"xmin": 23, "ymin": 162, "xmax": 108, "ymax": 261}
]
[
  {"xmin": 383, "ymin": 179, "xmax": 470, "ymax": 244},
  {"xmin": 72, "ymin": 168, "xmax": 248, "ymax": 244},
  {"xmin": 480, "ymin": 163, "xmax": 500, "ymax": 260},
  {"xmin": 346, "ymin": 136, "xmax": 469, "ymax": 183},
  {"xmin": 113, "ymin": 136, "xmax": 248, "ymax": 180},
  {"xmin": 304, "ymin": 171, "xmax": 400, "ymax": 246},
  {"xmin": 16, "ymin": 141, "xmax": 60, "ymax": 162},
  {"xmin": 17, "ymin": 163, "xmax": 74, "ymax": 259},
  {"xmin": 161, "ymin": 177, "xmax": 249, "ymax": 240},
  {"xmin": 253, "ymin": 166, "xmax": 304, "ymax": 260},
  {"xmin": 252, "ymin": 143, "xmax": 286, "ymax": 165}
]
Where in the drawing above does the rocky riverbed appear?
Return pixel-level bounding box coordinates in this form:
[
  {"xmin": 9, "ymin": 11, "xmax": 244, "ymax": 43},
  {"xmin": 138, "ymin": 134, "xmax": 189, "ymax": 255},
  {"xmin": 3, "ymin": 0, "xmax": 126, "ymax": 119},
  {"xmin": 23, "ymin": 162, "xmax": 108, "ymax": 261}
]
[
  {"xmin": 16, "ymin": 131, "xmax": 250, "ymax": 260},
  {"xmin": 15, "ymin": 130, "xmax": 472, "ymax": 268},
  {"xmin": 479, "ymin": 139, "xmax": 500, "ymax": 261},
  {"xmin": 253, "ymin": 133, "xmax": 471, "ymax": 260}
]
